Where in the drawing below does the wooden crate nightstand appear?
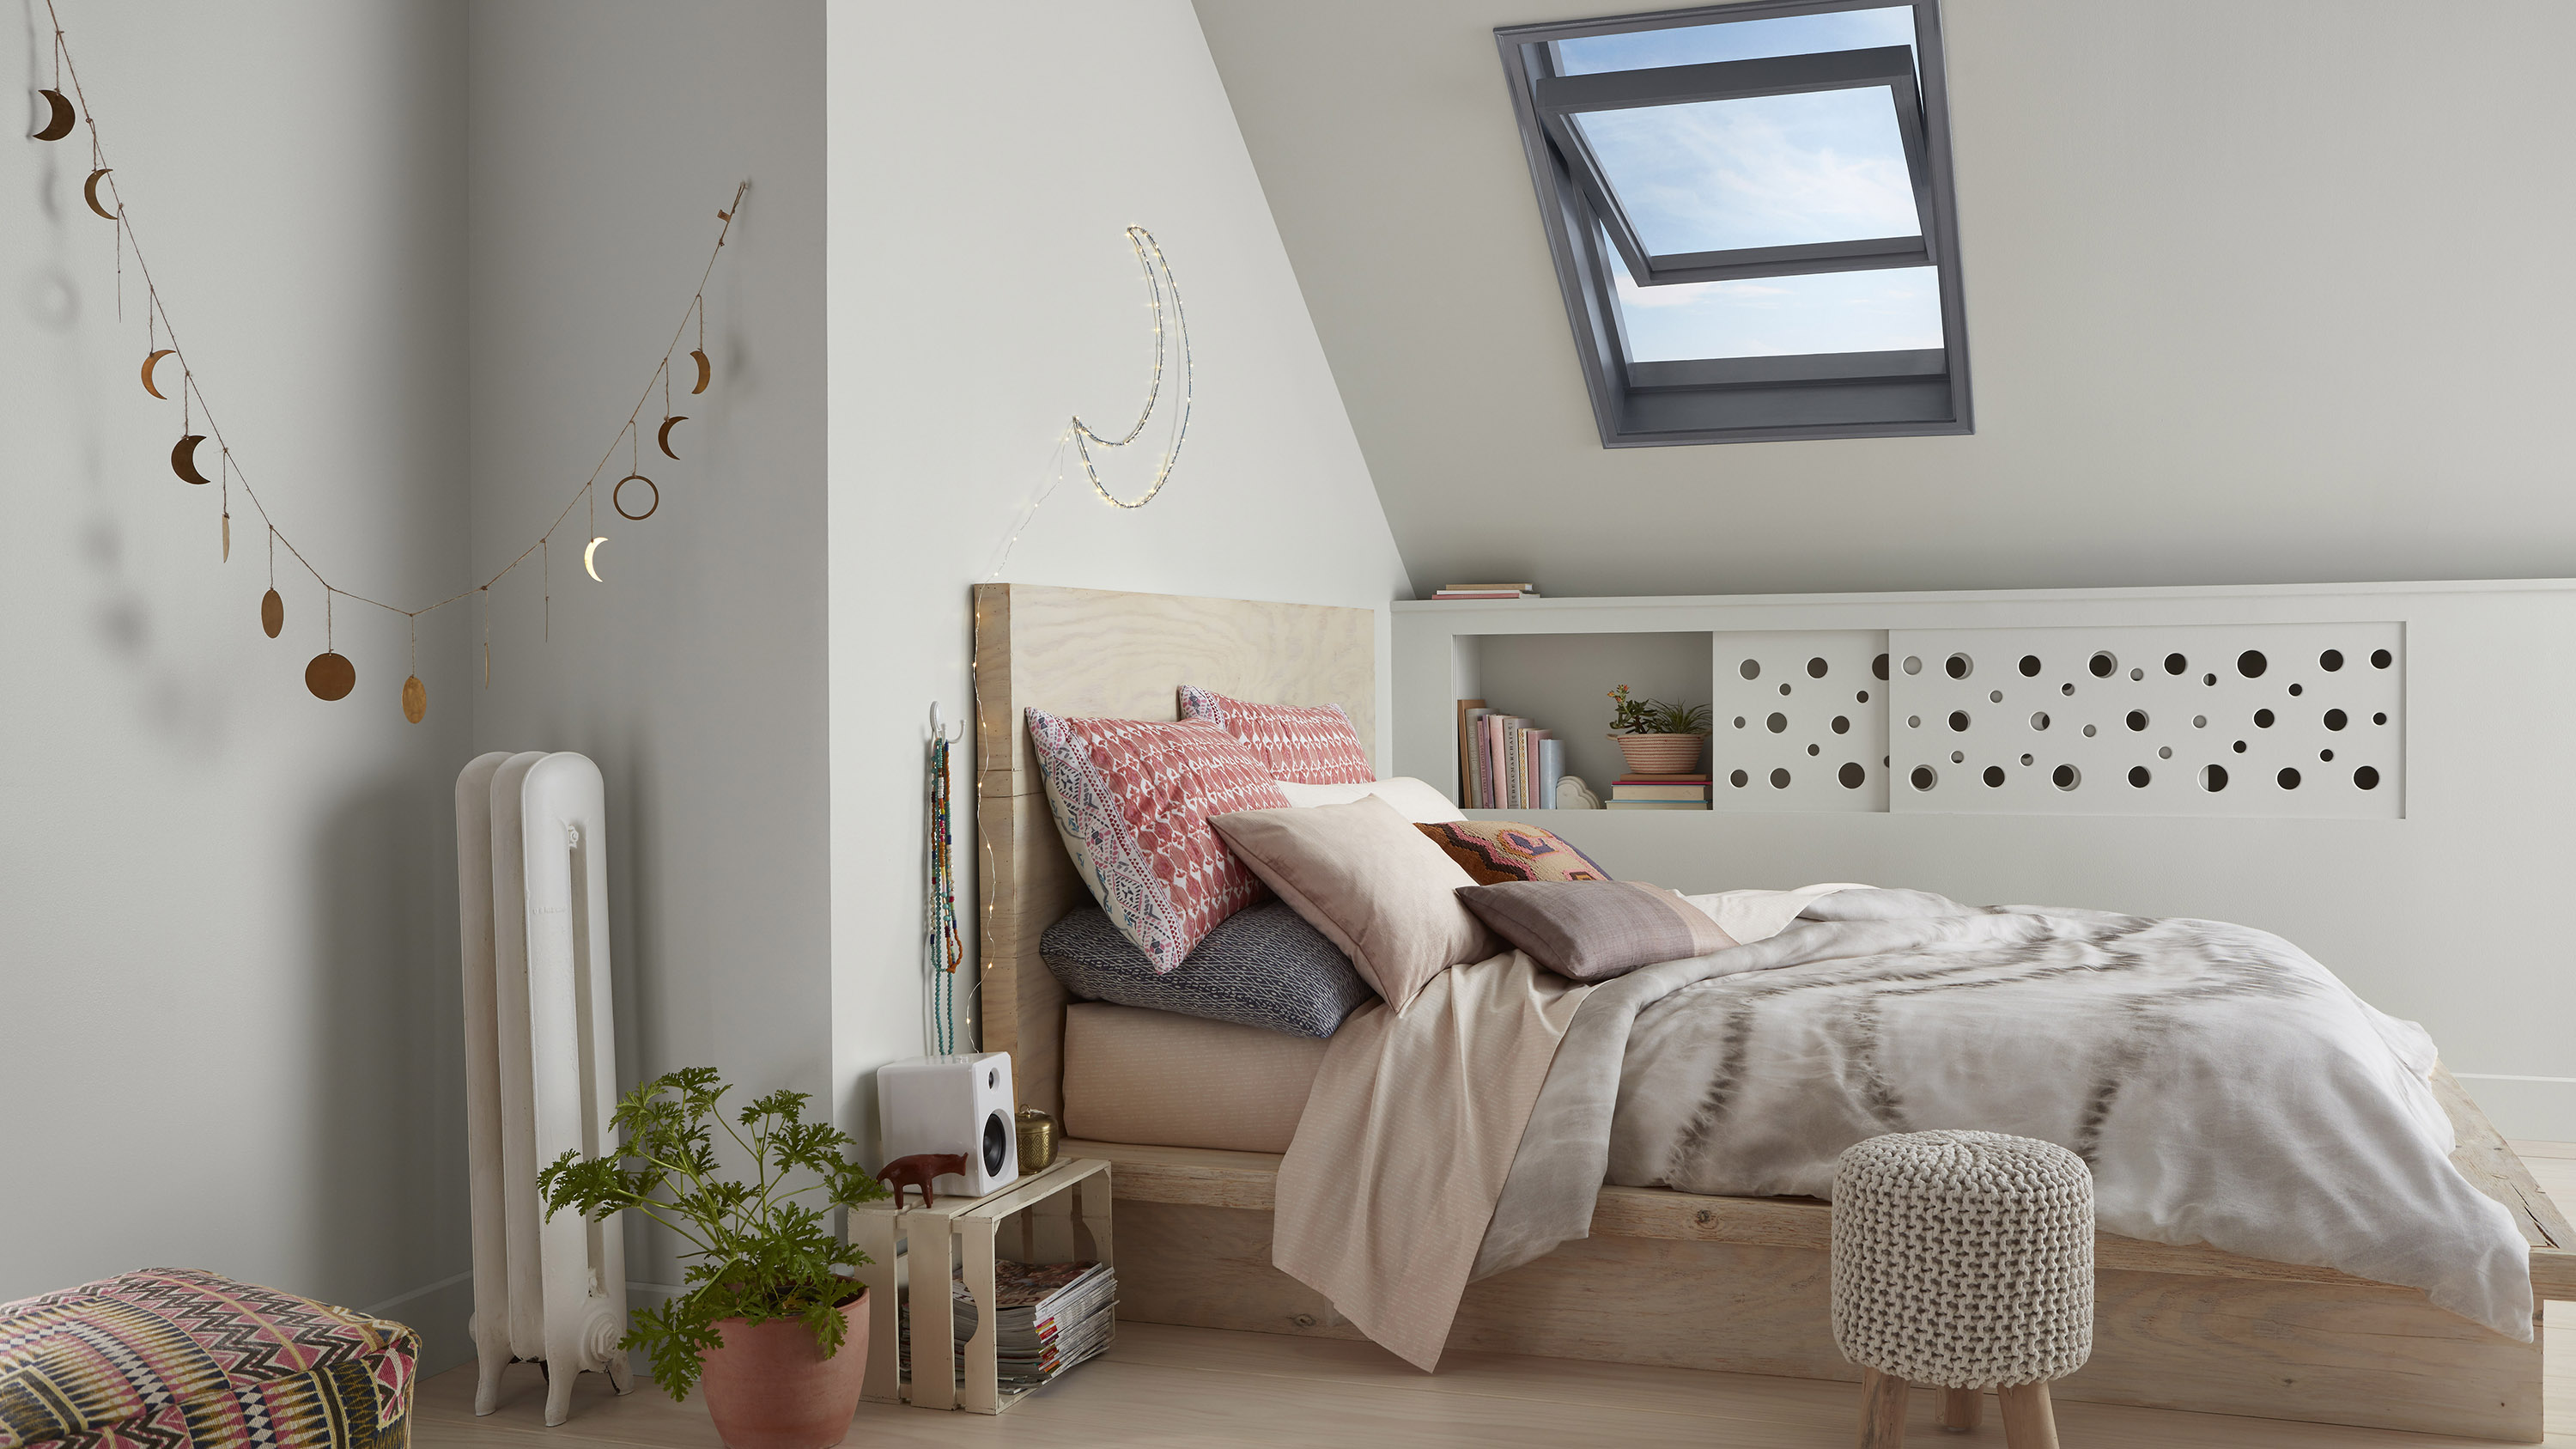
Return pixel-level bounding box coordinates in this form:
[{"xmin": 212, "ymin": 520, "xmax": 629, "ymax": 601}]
[{"xmin": 847, "ymin": 1157, "xmax": 1114, "ymax": 1414}]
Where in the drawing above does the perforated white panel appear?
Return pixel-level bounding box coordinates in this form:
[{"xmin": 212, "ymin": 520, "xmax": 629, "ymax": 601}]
[
  {"xmin": 1885, "ymin": 624, "xmax": 2404, "ymax": 818},
  {"xmin": 1708, "ymin": 631, "xmax": 1891, "ymax": 812}
]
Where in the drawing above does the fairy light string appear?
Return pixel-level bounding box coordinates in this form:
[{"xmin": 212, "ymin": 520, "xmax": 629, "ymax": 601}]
[
  {"xmin": 1066, "ymin": 224, "xmax": 1193, "ymax": 510},
  {"xmin": 36, "ymin": 0, "xmax": 749, "ymax": 715}
]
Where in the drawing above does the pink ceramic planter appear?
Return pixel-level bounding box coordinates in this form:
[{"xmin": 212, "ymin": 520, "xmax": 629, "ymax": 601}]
[{"xmin": 696, "ymin": 1293, "xmax": 869, "ymax": 1449}]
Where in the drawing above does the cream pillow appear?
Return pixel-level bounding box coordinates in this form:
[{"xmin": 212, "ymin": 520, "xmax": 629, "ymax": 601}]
[
  {"xmin": 1208, "ymin": 795, "xmax": 1499, "ymax": 1013},
  {"xmin": 1273, "ymin": 776, "xmax": 1467, "ymax": 824}
]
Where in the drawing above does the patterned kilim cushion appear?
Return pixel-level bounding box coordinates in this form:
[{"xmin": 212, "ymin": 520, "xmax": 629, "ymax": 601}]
[
  {"xmin": 1415, "ymin": 819, "xmax": 1614, "ymax": 886},
  {"xmin": 1026, "ymin": 709, "xmax": 1291, "ymax": 973},
  {"xmin": 1178, "ymin": 685, "xmax": 1375, "ymax": 785},
  {"xmin": 0, "ymin": 1268, "xmax": 416, "ymax": 1449}
]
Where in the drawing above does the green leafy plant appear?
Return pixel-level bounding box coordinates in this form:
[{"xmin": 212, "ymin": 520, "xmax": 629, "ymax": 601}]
[
  {"xmin": 1648, "ymin": 700, "xmax": 1713, "ymax": 735},
  {"xmin": 537, "ymin": 1067, "xmax": 891, "ymax": 1400},
  {"xmin": 1608, "ymin": 685, "xmax": 1711, "ymax": 736}
]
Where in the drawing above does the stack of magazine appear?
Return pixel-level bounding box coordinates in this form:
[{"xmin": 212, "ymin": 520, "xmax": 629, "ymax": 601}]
[{"xmin": 899, "ymin": 1259, "xmax": 1116, "ymax": 1393}]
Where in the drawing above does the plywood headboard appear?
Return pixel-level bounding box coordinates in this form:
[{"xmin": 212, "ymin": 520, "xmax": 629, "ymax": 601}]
[{"xmin": 969, "ymin": 582, "xmax": 1376, "ymax": 1115}]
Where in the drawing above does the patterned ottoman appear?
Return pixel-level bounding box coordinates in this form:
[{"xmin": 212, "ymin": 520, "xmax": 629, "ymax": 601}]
[{"xmin": 0, "ymin": 1269, "xmax": 416, "ymax": 1449}]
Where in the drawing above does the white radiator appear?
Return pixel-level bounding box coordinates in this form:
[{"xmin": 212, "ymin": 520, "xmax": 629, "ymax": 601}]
[{"xmin": 455, "ymin": 752, "xmax": 634, "ymax": 1423}]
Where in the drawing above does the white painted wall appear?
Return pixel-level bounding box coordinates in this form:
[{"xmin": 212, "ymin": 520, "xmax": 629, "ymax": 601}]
[
  {"xmin": 825, "ymin": 1, "xmax": 1413, "ymax": 1145},
  {"xmin": 0, "ymin": 0, "xmax": 472, "ymax": 1348}
]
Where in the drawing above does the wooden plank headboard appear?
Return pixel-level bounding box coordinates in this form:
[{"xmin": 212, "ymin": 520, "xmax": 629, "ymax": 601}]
[{"xmin": 969, "ymin": 582, "xmax": 1376, "ymax": 1116}]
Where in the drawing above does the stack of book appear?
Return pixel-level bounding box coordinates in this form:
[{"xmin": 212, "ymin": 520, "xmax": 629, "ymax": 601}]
[
  {"xmin": 900, "ymin": 1259, "xmax": 1116, "ymax": 1393},
  {"xmin": 1431, "ymin": 582, "xmax": 1541, "ymax": 600},
  {"xmin": 1456, "ymin": 699, "xmax": 1562, "ymax": 809},
  {"xmin": 1608, "ymin": 775, "xmax": 1710, "ymax": 810}
]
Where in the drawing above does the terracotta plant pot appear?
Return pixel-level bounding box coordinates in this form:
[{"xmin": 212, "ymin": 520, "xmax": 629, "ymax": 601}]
[
  {"xmin": 697, "ymin": 1292, "xmax": 869, "ymax": 1449},
  {"xmin": 1613, "ymin": 733, "xmax": 1706, "ymax": 776}
]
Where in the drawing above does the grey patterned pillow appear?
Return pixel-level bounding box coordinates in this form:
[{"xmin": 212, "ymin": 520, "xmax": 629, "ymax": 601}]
[{"xmin": 1041, "ymin": 900, "xmax": 1371, "ymax": 1038}]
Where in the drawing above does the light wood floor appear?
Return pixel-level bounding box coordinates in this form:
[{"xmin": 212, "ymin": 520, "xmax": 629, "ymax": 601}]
[{"xmin": 415, "ymin": 1143, "xmax": 2576, "ymax": 1449}]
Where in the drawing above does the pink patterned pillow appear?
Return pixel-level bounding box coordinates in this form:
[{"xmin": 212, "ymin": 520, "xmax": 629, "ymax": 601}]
[
  {"xmin": 1178, "ymin": 685, "xmax": 1375, "ymax": 785},
  {"xmin": 1025, "ymin": 709, "xmax": 1291, "ymax": 972}
]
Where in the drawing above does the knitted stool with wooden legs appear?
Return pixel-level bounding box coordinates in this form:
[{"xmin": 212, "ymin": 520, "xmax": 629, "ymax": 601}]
[{"xmin": 1830, "ymin": 1130, "xmax": 2095, "ymax": 1448}]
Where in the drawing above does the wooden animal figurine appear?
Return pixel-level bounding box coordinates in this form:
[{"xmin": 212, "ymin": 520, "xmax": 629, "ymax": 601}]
[{"xmin": 879, "ymin": 1152, "xmax": 969, "ymax": 1208}]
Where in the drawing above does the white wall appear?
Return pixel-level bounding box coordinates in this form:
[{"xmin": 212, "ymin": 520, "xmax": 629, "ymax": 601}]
[
  {"xmin": 826, "ymin": 1, "xmax": 1413, "ymax": 1144},
  {"xmin": 463, "ymin": 0, "xmax": 829, "ymax": 1326},
  {"xmin": 0, "ymin": 0, "xmax": 471, "ymax": 1346}
]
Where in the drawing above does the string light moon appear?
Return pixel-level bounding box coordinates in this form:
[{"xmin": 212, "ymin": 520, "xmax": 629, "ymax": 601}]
[
  {"xmin": 82, "ymin": 168, "xmax": 115, "ymax": 220},
  {"xmin": 656, "ymin": 415, "xmax": 686, "ymax": 460},
  {"xmin": 612, "ymin": 474, "xmax": 659, "ymax": 521},
  {"xmin": 171, "ymin": 434, "xmax": 213, "ymax": 485},
  {"xmin": 1068, "ymin": 224, "xmax": 1193, "ymax": 509},
  {"xmin": 690, "ymin": 350, "xmax": 711, "ymax": 394},
  {"xmin": 305, "ymin": 651, "xmax": 355, "ymax": 701},
  {"xmin": 260, "ymin": 588, "xmax": 283, "ymax": 637},
  {"xmin": 583, "ymin": 536, "xmax": 607, "ymax": 581},
  {"xmin": 33, "ymin": 89, "xmax": 74, "ymax": 142},
  {"xmin": 401, "ymin": 674, "xmax": 427, "ymax": 723},
  {"xmin": 140, "ymin": 348, "xmax": 175, "ymax": 399}
]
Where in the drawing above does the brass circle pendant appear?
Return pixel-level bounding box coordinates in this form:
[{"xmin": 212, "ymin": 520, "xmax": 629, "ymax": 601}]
[
  {"xmin": 306, "ymin": 651, "xmax": 355, "ymax": 701},
  {"xmin": 613, "ymin": 473, "xmax": 659, "ymax": 521},
  {"xmin": 260, "ymin": 588, "xmax": 285, "ymax": 638},
  {"xmin": 401, "ymin": 673, "xmax": 428, "ymax": 723}
]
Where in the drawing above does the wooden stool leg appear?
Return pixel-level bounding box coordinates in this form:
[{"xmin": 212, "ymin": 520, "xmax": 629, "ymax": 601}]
[
  {"xmin": 1938, "ymin": 1385, "xmax": 1982, "ymax": 1433},
  {"xmin": 1997, "ymin": 1383, "xmax": 2059, "ymax": 1449},
  {"xmin": 1858, "ymin": 1367, "xmax": 1909, "ymax": 1448}
]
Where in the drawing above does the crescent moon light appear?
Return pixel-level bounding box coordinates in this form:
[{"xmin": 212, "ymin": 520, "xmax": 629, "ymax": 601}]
[
  {"xmin": 657, "ymin": 415, "xmax": 686, "ymax": 460},
  {"xmin": 171, "ymin": 434, "xmax": 214, "ymax": 485},
  {"xmin": 83, "ymin": 168, "xmax": 115, "ymax": 221},
  {"xmin": 690, "ymin": 349, "xmax": 711, "ymax": 395},
  {"xmin": 33, "ymin": 89, "xmax": 74, "ymax": 142},
  {"xmin": 584, "ymin": 536, "xmax": 607, "ymax": 582},
  {"xmin": 141, "ymin": 349, "xmax": 175, "ymax": 399}
]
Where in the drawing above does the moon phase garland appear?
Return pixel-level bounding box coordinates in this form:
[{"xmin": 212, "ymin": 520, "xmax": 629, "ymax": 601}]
[
  {"xmin": 1067, "ymin": 225, "xmax": 1193, "ymax": 509},
  {"xmin": 32, "ymin": 0, "xmax": 748, "ymax": 723}
]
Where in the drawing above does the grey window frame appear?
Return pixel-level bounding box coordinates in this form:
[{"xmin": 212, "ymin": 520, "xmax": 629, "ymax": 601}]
[{"xmin": 1498, "ymin": 0, "xmax": 1971, "ymax": 447}]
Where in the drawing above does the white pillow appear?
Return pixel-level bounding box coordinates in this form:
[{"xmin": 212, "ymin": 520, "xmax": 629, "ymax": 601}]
[{"xmin": 1275, "ymin": 776, "xmax": 1467, "ymax": 824}]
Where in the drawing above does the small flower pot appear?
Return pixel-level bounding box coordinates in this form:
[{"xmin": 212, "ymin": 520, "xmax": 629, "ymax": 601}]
[
  {"xmin": 696, "ymin": 1291, "xmax": 869, "ymax": 1449},
  {"xmin": 1613, "ymin": 733, "xmax": 1706, "ymax": 776}
]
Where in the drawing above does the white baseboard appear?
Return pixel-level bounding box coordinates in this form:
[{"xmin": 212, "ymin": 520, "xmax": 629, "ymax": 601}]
[{"xmin": 2451, "ymin": 1073, "xmax": 2576, "ymax": 1144}]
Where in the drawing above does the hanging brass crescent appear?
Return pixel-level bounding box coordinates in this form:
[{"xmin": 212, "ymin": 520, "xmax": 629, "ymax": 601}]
[
  {"xmin": 33, "ymin": 89, "xmax": 74, "ymax": 142},
  {"xmin": 657, "ymin": 415, "xmax": 686, "ymax": 460},
  {"xmin": 172, "ymin": 434, "xmax": 213, "ymax": 485},
  {"xmin": 141, "ymin": 349, "xmax": 175, "ymax": 399},
  {"xmin": 83, "ymin": 168, "xmax": 115, "ymax": 220},
  {"xmin": 690, "ymin": 350, "xmax": 711, "ymax": 394}
]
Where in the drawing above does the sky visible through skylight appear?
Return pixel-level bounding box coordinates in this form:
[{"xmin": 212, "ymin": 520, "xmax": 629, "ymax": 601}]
[{"xmin": 1559, "ymin": 6, "xmax": 1936, "ymax": 361}]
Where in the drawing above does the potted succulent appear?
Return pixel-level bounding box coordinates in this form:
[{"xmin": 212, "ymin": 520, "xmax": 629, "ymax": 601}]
[
  {"xmin": 539, "ymin": 1068, "xmax": 890, "ymax": 1449},
  {"xmin": 1607, "ymin": 685, "xmax": 1712, "ymax": 776}
]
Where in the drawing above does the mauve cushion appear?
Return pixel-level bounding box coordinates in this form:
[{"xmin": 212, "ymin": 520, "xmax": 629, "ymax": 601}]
[
  {"xmin": 1041, "ymin": 900, "xmax": 1372, "ymax": 1039},
  {"xmin": 1455, "ymin": 880, "xmax": 1735, "ymax": 983}
]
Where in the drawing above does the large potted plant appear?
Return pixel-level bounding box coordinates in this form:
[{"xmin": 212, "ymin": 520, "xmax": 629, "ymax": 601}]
[
  {"xmin": 539, "ymin": 1068, "xmax": 891, "ymax": 1449},
  {"xmin": 1607, "ymin": 685, "xmax": 1711, "ymax": 776}
]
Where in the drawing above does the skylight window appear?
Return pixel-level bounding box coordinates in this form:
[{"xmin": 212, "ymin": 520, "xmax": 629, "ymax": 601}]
[{"xmin": 1498, "ymin": 2, "xmax": 1970, "ymax": 446}]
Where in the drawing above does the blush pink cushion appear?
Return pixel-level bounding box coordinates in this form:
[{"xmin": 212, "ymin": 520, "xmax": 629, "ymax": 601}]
[
  {"xmin": 1179, "ymin": 685, "xmax": 1375, "ymax": 785},
  {"xmin": 1027, "ymin": 709, "xmax": 1291, "ymax": 973}
]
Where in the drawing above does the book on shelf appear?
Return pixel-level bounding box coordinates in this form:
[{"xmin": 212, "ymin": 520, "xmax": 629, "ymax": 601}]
[
  {"xmin": 1454, "ymin": 700, "xmax": 1563, "ymax": 808},
  {"xmin": 1431, "ymin": 582, "xmax": 1541, "ymax": 600},
  {"xmin": 1612, "ymin": 781, "xmax": 1710, "ymax": 802},
  {"xmin": 1607, "ymin": 800, "xmax": 1710, "ymax": 810},
  {"xmin": 899, "ymin": 1259, "xmax": 1116, "ymax": 1390}
]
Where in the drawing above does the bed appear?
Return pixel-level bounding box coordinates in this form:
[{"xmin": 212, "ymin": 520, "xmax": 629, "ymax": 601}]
[{"xmin": 969, "ymin": 580, "xmax": 2576, "ymax": 1441}]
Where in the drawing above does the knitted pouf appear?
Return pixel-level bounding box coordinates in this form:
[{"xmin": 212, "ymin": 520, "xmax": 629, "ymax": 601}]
[{"xmin": 1830, "ymin": 1129, "xmax": 2096, "ymax": 1391}]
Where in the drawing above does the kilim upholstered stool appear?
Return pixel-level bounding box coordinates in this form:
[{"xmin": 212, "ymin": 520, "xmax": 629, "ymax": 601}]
[
  {"xmin": 0, "ymin": 1268, "xmax": 417, "ymax": 1449},
  {"xmin": 1830, "ymin": 1131, "xmax": 2094, "ymax": 1448}
]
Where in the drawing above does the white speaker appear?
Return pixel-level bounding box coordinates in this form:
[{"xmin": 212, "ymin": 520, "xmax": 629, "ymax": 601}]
[{"xmin": 877, "ymin": 1052, "xmax": 1020, "ymax": 1199}]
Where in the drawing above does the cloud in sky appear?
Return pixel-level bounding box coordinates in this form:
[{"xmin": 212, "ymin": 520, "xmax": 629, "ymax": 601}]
[
  {"xmin": 1579, "ymin": 88, "xmax": 1920, "ymax": 255},
  {"xmin": 1611, "ymin": 255, "xmax": 1941, "ymax": 361}
]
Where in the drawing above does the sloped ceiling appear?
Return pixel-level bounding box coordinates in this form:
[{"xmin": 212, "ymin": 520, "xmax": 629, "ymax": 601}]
[{"xmin": 1192, "ymin": 0, "xmax": 2576, "ymax": 599}]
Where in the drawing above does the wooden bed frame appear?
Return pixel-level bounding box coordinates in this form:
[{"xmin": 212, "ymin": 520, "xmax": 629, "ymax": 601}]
[{"xmin": 970, "ymin": 580, "xmax": 2576, "ymax": 1442}]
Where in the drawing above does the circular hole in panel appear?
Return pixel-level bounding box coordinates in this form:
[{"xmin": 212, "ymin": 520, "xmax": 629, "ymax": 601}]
[
  {"xmin": 2239, "ymin": 649, "xmax": 2268, "ymax": 678},
  {"xmin": 2089, "ymin": 651, "xmax": 2117, "ymax": 678},
  {"xmin": 1766, "ymin": 712, "xmax": 1788, "ymax": 734},
  {"xmin": 1832, "ymin": 715, "xmax": 1851, "ymax": 734},
  {"xmin": 2373, "ymin": 711, "xmax": 2387, "ymax": 725},
  {"xmin": 2031, "ymin": 711, "xmax": 2051, "ymax": 730},
  {"xmin": 1740, "ymin": 660, "xmax": 1761, "ymax": 680},
  {"xmin": 2278, "ymin": 767, "xmax": 2302, "ymax": 789},
  {"xmin": 2062, "ymin": 683, "xmax": 2076, "ymax": 696},
  {"xmin": 1948, "ymin": 710, "xmax": 1971, "ymax": 732},
  {"xmin": 1730, "ymin": 770, "xmax": 1749, "ymax": 788},
  {"xmin": 2254, "ymin": 709, "xmax": 2275, "ymax": 728},
  {"xmin": 1771, "ymin": 768, "xmax": 1792, "ymax": 788},
  {"xmin": 2202, "ymin": 764, "xmax": 2229, "ymax": 792},
  {"xmin": 1946, "ymin": 653, "xmax": 1973, "ymax": 679},
  {"xmin": 2020, "ymin": 753, "xmax": 2034, "ymax": 765},
  {"xmin": 1839, "ymin": 762, "xmax": 1866, "ymax": 788},
  {"xmin": 1911, "ymin": 765, "xmax": 1939, "ymax": 792},
  {"xmin": 2320, "ymin": 648, "xmax": 2344, "ymax": 672},
  {"xmin": 2372, "ymin": 648, "xmax": 2392, "ymax": 669},
  {"xmin": 1734, "ymin": 716, "xmax": 1747, "ymax": 728},
  {"xmin": 1983, "ymin": 765, "xmax": 2006, "ymax": 788},
  {"xmin": 2159, "ymin": 746, "xmax": 2172, "ymax": 758},
  {"xmin": 1807, "ymin": 657, "xmax": 1829, "ymax": 679},
  {"xmin": 2324, "ymin": 708, "xmax": 2348, "ymax": 731},
  {"xmin": 1951, "ymin": 750, "xmax": 1965, "ymax": 764},
  {"xmin": 1857, "ymin": 691, "xmax": 1871, "ymax": 703},
  {"xmin": 2204, "ymin": 673, "xmax": 2217, "ymax": 685},
  {"xmin": 1904, "ymin": 656, "xmax": 1923, "ymax": 675},
  {"xmin": 2233, "ymin": 740, "xmax": 2247, "ymax": 753},
  {"xmin": 2051, "ymin": 764, "xmax": 2081, "ymax": 791},
  {"xmin": 1807, "ymin": 744, "xmax": 1820, "ymax": 757},
  {"xmin": 2129, "ymin": 765, "xmax": 2152, "ymax": 788},
  {"xmin": 2288, "ymin": 683, "xmax": 2304, "ymax": 697},
  {"xmin": 1990, "ymin": 690, "xmax": 2003, "ymax": 703},
  {"xmin": 1780, "ymin": 683, "xmax": 1793, "ymax": 696},
  {"xmin": 2019, "ymin": 654, "xmax": 2043, "ymax": 677},
  {"xmin": 2165, "ymin": 653, "xmax": 2188, "ymax": 675},
  {"xmin": 2354, "ymin": 764, "xmax": 2381, "ymax": 789},
  {"xmin": 2192, "ymin": 715, "xmax": 2207, "ymax": 728},
  {"xmin": 2082, "ymin": 724, "xmax": 2098, "ymax": 738},
  {"xmin": 2125, "ymin": 709, "xmax": 2149, "ymax": 731},
  {"xmin": 1874, "ymin": 654, "xmax": 1890, "ymax": 680},
  {"xmin": 1908, "ymin": 715, "xmax": 1922, "ymax": 728},
  {"xmin": 2130, "ymin": 667, "xmax": 2144, "ymax": 681},
  {"xmin": 2320, "ymin": 748, "xmax": 2334, "ymax": 761}
]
